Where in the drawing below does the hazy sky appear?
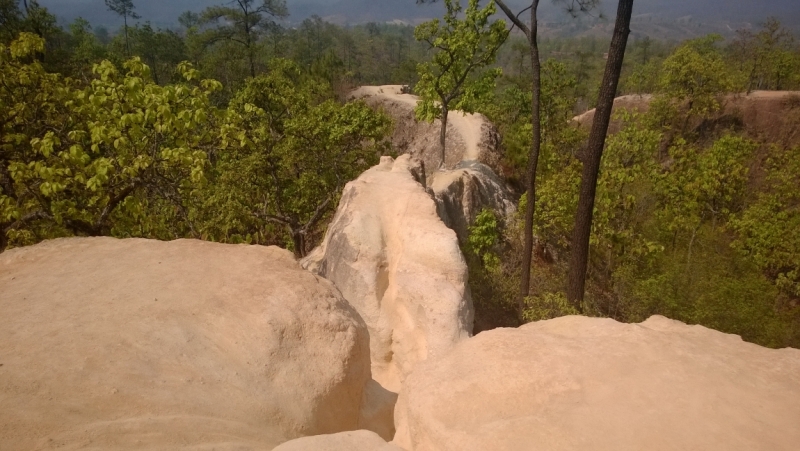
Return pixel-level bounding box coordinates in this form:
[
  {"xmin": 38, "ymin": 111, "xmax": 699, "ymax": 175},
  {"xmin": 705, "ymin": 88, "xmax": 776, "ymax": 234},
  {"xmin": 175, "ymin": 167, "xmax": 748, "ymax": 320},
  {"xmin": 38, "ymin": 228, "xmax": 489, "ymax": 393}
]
[{"xmin": 35, "ymin": 0, "xmax": 800, "ymax": 30}]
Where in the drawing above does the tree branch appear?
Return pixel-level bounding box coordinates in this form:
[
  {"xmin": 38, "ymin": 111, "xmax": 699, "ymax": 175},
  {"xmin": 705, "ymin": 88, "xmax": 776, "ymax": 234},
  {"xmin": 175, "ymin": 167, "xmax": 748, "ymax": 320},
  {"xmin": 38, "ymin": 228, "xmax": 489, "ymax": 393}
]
[
  {"xmin": 3, "ymin": 210, "xmax": 50, "ymax": 233},
  {"xmin": 95, "ymin": 180, "xmax": 139, "ymax": 230},
  {"xmin": 300, "ymin": 194, "xmax": 333, "ymax": 235},
  {"xmin": 496, "ymin": 0, "xmax": 531, "ymax": 39}
]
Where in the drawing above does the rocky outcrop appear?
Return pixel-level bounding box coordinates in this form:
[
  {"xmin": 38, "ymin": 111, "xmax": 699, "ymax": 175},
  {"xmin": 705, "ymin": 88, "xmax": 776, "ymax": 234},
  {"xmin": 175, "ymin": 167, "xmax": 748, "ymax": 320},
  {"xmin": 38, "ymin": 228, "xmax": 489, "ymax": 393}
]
[
  {"xmin": 351, "ymin": 85, "xmax": 516, "ymax": 245},
  {"xmin": 573, "ymin": 91, "xmax": 800, "ymax": 147},
  {"xmin": 302, "ymin": 155, "xmax": 472, "ymax": 394},
  {"xmin": 0, "ymin": 237, "xmax": 372, "ymax": 450},
  {"xmin": 273, "ymin": 430, "xmax": 405, "ymax": 451},
  {"xmin": 350, "ymin": 85, "xmax": 504, "ymax": 174},
  {"xmin": 724, "ymin": 90, "xmax": 800, "ymax": 147},
  {"xmin": 394, "ymin": 315, "xmax": 800, "ymax": 451},
  {"xmin": 429, "ymin": 161, "xmax": 516, "ymax": 245},
  {"xmin": 358, "ymin": 379, "xmax": 399, "ymax": 441},
  {"xmin": 572, "ymin": 93, "xmax": 653, "ymax": 130}
]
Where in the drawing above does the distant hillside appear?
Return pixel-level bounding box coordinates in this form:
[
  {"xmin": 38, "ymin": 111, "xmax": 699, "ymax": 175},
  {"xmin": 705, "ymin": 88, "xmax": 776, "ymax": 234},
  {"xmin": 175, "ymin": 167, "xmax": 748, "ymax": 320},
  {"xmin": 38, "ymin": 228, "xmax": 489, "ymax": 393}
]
[{"xmin": 36, "ymin": 0, "xmax": 800, "ymax": 38}]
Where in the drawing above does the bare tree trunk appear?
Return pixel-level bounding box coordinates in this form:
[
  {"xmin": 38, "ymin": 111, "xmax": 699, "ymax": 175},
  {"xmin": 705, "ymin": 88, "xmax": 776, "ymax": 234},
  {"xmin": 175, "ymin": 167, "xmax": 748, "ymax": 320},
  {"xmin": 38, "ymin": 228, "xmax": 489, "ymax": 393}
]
[
  {"xmin": 243, "ymin": 6, "xmax": 256, "ymax": 78},
  {"xmin": 124, "ymin": 15, "xmax": 130, "ymax": 56},
  {"xmin": 0, "ymin": 227, "xmax": 8, "ymax": 254},
  {"xmin": 519, "ymin": 2, "xmax": 542, "ymax": 316},
  {"xmin": 439, "ymin": 105, "xmax": 448, "ymax": 168},
  {"xmin": 292, "ymin": 230, "xmax": 306, "ymax": 258},
  {"xmin": 496, "ymin": 0, "xmax": 542, "ymax": 318},
  {"xmin": 246, "ymin": 29, "xmax": 256, "ymax": 78},
  {"xmin": 246, "ymin": 34, "xmax": 255, "ymax": 77},
  {"xmin": 566, "ymin": 0, "xmax": 634, "ymax": 309},
  {"xmin": 248, "ymin": 48, "xmax": 256, "ymax": 78}
]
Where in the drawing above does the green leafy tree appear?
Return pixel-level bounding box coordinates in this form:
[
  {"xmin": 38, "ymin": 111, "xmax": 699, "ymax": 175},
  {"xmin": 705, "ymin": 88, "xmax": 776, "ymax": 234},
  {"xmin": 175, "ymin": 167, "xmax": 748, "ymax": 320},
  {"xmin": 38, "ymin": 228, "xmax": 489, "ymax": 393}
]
[
  {"xmin": 733, "ymin": 18, "xmax": 799, "ymax": 92},
  {"xmin": 414, "ymin": 0, "xmax": 508, "ymax": 168},
  {"xmin": 201, "ymin": 60, "xmax": 391, "ymax": 256},
  {"xmin": 178, "ymin": 11, "xmax": 205, "ymax": 66},
  {"xmin": 0, "ymin": 0, "xmax": 24, "ymax": 43},
  {"xmin": 482, "ymin": 56, "xmax": 586, "ymax": 316},
  {"xmin": 200, "ymin": 0, "xmax": 288, "ymax": 78},
  {"xmin": 104, "ymin": 0, "xmax": 140, "ymax": 55},
  {"xmin": 126, "ymin": 23, "xmax": 187, "ymax": 85},
  {"xmin": 1, "ymin": 33, "xmax": 220, "ymax": 251},
  {"xmin": 523, "ymin": 292, "xmax": 578, "ymax": 322},
  {"xmin": 650, "ymin": 35, "xmax": 734, "ymax": 133},
  {"xmin": 0, "ymin": 33, "xmax": 66, "ymax": 250},
  {"xmin": 0, "ymin": 0, "xmax": 23, "ymax": 44},
  {"xmin": 654, "ymin": 136, "xmax": 754, "ymax": 239},
  {"xmin": 591, "ymin": 113, "xmax": 663, "ymax": 280},
  {"xmin": 732, "ymin": 145, "xmax": 800, "ymax": 299},
  {"xmin": 1, "ymin": 1, "xmax": 61, "ymax": 65},
  {"xmin": 67, "ymin": 18, "xmax": 107, "ymax": 76},
  {"xmin": 465, "ymin": 206, "xmax": 522, "ymax": 330},
  {"xmin": 467, "ymin": 208, "xmax": 502, "ymax": 269}
]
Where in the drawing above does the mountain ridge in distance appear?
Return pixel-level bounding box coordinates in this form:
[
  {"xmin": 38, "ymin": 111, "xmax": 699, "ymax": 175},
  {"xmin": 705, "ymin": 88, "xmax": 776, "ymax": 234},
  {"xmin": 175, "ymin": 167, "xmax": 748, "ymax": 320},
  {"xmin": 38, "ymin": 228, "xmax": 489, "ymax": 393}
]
[{"xmin": 36, "ymin": 0, "xmax": 800, "ymax": 38}]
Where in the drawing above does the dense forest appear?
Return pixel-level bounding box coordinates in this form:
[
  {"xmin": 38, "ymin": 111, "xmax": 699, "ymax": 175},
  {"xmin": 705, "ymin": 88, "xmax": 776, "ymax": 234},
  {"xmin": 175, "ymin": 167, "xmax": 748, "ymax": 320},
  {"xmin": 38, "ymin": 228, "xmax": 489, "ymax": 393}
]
[{"xmin": 1, "ymin": 0, "xmax": 799, "ymax": 347}]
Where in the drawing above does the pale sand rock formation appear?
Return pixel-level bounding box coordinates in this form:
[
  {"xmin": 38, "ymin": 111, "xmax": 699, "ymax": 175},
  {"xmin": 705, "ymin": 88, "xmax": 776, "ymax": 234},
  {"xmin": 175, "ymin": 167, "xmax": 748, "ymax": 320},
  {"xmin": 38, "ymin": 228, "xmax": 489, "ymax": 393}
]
[
  {"xmin": 302, "ymin": 155, "xmax": 472, "ymax": 396},
  {"xmin": 572, "ymin": 93, "xmax": 654, "ymax": 129},
  {"xmin": 574, "ymin": 91, "xmax": 800, "ymax": 147},
  {"xmin": 350, "ymin": 85, "xmax": 504, "ymax": 174},
  {"xmin": 394, "ymin": 315, "xmax": 800, "ymax": 451},
  {"xmin": 429, "ymin": 161, "xmax": 516, "ymax": 245},
  {"xmin": 273, "ymin": 430, "xmax": 404, "ymax": 451},
  {"xmin": 0, "ymin": 237, "xmax": 372, "ymax": 450},
  {"xmin": 724, "ymin": 91, "xmax": 800, "ymax": 147},
  {"xmin": 358, "ymin": 379, "xmax": 400, "ymax": 441},
  {"xmin": 351, "ymin": 85, "xmax": 516, "ymax": 244}
]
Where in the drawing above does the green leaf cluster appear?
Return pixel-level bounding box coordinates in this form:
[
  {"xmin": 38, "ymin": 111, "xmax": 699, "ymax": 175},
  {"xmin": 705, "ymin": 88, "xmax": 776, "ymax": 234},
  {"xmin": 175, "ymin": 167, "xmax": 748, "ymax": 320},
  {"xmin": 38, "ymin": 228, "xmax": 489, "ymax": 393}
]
[
  {"xmin": 1, "ymin": 33, "xmax": 221, "ymax": 250},
  {"xmin": 414, "ymin": 0, "xmax": 508, "ymax": 124},
  {"xmin": 467, "ymin": 208, "xmax": 501, "ymax": 269},
  {"xmin": 649, "ymin": 35, "xmax": 735, "ymax": 129},
  {"xmin": 732, "ymin": 145, "xmax": 800, "ymax": 298},
  {"xmin": 198, "ymin": 59, "xmax": 391, "ymax": 255}
]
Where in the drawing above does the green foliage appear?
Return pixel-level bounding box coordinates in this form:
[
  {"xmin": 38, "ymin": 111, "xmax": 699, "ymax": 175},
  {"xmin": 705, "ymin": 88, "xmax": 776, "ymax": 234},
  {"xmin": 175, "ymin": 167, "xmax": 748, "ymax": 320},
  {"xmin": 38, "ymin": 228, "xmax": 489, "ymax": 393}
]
[
  {"xmin": 67, "ymin": 18, "xmax": 107, "ymax": 73},
  {"xmin": 0, "ymin": 0, "xmax": 24, "ymax": 43},
  {"xmin": 732, "ymin": 145, "xmax": 800, "ymax": 298},
  {"xmin": 627, "ymin": 238, "xmax": 793, "ymax": 348},
  {"xmin": 105, "ymin": 0, "xmax": 140, "ymax": 55},
  {"xmin": 414, "ymin": 0, "xmax": 508, "ymax": 119},
  {"xmin": 484, "ymin": 59, "xmax": 582, "ymax": 188},
  {"xmin": 124, "ymin": 24, "xmax": 187, "ymax": 85},
  {"xmin": 414, "ymin": 0, "xmax": 508, "ymax": 159},
  {"xmin": 199, "ymin": 0, "xmax": 288, "ymax": 78},
  {"xmin": 624, "ymin": 59, "xmax": 661, "ymax": 94},
  {"xmin": 523, "ymin": 292, "xmax": 579, "ymax": 322},
  {"xmin": 654, "ymin": 135, "xmax": 755, "ymax": 235},
  {"xmin": 467, "ymin": 208, "xmax": 501, "ymax": 269},
  {"xmin": 651, "ymin": 35, "xmax": 735, "ymax": 128},
  {"xmin": 104, "ymin": 0, "xmax": 139, "ymax": 20},
  {"xmin": 200, "ymin": 59, "xmax": 391, "ymax": 256},
  {"xmin": 464, "ymin": 206, "xmax": 520, "ymax": 331},
  {"xmin": 483, "ymin": 75, "xmax": 799, "ymax": 345},
  {"xmin": 1, "ymin": 33, "xmax": 219, "ymax": 250},
  {"xmin": 1, "ymin": 33, "xmax": 391, "ymax": 257},
  {"xmin": 732, "ymin": 18, "xmax": 800, "ymax": 92},
  {"xmin": 592, "ymin": 113, "xmax": 663, "ymax": 266}
]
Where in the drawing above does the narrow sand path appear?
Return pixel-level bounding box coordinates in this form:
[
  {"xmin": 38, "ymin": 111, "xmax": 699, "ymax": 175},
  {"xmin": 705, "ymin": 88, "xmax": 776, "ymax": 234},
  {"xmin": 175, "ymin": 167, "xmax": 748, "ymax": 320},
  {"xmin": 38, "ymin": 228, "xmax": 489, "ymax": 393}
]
[{"xmin": 351, "ymin": 85, "xmax": 483, "ymax": 162}]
